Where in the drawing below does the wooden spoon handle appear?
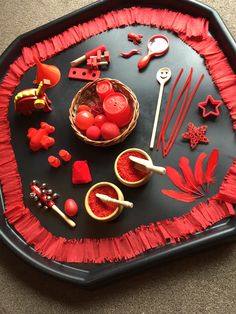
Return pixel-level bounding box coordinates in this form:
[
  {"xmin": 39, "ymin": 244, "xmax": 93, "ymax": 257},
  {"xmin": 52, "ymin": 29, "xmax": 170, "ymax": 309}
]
[
  {"xmin": 52, "ymin": 205, "xmax": 76, "ymax": 228},
  {"xmin": 96, "ymin": 193, "xmax": 133, "ymax": 208}
]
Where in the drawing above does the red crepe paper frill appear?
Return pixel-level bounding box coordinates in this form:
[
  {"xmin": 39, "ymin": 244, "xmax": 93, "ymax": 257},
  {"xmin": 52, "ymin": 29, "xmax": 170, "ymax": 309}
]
[{"xmin": 0, "ymin": 7, "xmax": 235, "ymax": 263}]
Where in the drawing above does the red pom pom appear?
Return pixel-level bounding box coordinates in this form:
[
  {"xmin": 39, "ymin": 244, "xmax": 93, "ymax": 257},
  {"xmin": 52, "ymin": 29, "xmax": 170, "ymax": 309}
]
[
  {"xmin": 72, "ymin": 160, "xmax": 92, "ymax": 184},
  {"xmin": 101, "ymin": 122, "xmax": 120, "ymax": 140},
  {"xmin": 77, "ymin": 104, "xmax": 91, "ymax": 112},
  {"xmin": 94, "ymin": 114, "xmax": 107, "ymax": 128},
  {"xmin": 64, "ymin": 199, "xmax": 78, "ymax": 217},
  {"xmin": 86, "ymin": 125, "xmax": 101, "ymax": 140},
  {"xmin": 75, "ymin": 111, "xmax": 94, "ymax": 130}
]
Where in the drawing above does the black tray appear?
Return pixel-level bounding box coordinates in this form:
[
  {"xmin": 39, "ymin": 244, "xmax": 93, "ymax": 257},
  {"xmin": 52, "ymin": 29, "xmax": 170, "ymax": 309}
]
[{"xmin": 0, "ymin": 0, "xmax": 236, "ymax": 287}]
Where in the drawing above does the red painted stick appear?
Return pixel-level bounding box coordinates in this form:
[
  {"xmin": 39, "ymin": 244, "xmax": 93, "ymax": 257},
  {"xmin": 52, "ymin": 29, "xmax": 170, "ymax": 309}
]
[{"xmin": 164, "ymin": 74, "xmax": 204, "ymax": 156}]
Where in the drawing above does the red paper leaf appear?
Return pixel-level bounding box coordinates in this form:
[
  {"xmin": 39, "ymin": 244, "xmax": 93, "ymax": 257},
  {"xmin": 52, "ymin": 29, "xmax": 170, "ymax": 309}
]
[
  {"xmin": 205, "ymin": 149, "xmax": 219, "ymax": 187},
  {"xmin": 194, "ymin": 152, "xmax": 207, "ymax": 187},
  {"xmin": 161, "ymin": 189, "xmax": 195, "ymax": 202}
]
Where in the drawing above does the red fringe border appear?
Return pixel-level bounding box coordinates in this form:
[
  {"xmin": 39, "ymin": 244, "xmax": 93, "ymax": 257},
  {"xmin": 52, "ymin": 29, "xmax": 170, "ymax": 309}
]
[{"xmin": 0, "ymin": 7, "xmax": 235, "ymax": 263}]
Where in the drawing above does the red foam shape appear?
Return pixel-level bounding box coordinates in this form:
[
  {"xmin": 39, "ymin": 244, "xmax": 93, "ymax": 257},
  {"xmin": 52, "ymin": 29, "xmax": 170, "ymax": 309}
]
[
  {"xmin": 72, "ymin": 160, "xmax": 92, "ymax": 184},
  {"xmin": 198, "ymin": 95, "xmax": 222, "ymax": 118},
  {"xmin": 182, "ymin": 122, "xmax": 209, "ymax": 149},
  {"xmin": 68, "ymin": 67, "xmax": 100, "ymax": 81},
  {"xmin": 27, "ymin": 122, "xmax": 55, "ymax": 151}
]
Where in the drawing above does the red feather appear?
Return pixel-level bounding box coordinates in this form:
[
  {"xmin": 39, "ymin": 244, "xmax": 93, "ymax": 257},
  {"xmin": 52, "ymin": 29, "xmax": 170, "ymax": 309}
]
[
  {"xmin": 166, "ymin": 166, "xmax": 200, "ymax": 195},
  {"xmin": 194, "ymin": 152, "xmax": 207, "ymax": 187},
  {"xmin": 204, "ymin": 149, "xmax": 219, "ymax": 187},
  {"xmin": 179, "ymin": 157, "xmax": 201, "ymax": 194},
  {"xmin": 161, "ymin": 189, "xmax": 195, "ymax": 202}
]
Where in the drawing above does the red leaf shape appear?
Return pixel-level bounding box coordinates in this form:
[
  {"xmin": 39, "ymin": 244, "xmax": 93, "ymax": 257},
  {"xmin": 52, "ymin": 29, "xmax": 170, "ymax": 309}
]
[
  {"xmin": 166, "ymin": 166, "xmax": 199, "ymax": 195},
  {"xmin": 161, "ymin": 189, "xmax": 195, "ymax": 202},
  {"xmin": 179, "ymin": 157, "xmax": 201, "ymax": 194},
  {"xmin": 194, "ymin": 152, "xmax": 207, "ymax": 187},
  {"xmin": 205, "ymin": 149, "xmax": 219, "ymax": 187}
]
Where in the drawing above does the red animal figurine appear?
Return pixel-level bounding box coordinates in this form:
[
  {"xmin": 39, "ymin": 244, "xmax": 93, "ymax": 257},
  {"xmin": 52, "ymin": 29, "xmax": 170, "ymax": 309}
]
[
  {"xmin": 14, "ymin": 79, "xmax": 52, "ymax": 115},
  {"xmin": 27, "ymin": 122, "xmax": 55, "ymax": 152}
]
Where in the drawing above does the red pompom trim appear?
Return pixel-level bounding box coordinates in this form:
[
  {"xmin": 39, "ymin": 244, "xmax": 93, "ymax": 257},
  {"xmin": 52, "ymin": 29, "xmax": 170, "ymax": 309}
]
[{"xmin": 0, "ymin": 7, "xmax": 235, "ymax": 263}]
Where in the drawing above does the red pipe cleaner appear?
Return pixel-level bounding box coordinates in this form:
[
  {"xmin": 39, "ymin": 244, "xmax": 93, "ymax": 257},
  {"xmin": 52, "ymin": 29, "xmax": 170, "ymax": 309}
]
[
  {"xmin": 161, "ymin": 68, "xmax": 193, "ymax": 156},
  {"xmin": 156, "ymin": 68, "xmax": 184, "ymax": 150},
  {"xmin": 164, "ymin": 73, "xmax": 204, "ymax": 156}
]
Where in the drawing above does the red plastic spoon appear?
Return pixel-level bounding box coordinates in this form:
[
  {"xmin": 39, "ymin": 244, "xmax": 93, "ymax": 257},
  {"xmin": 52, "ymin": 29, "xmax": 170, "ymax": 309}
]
[{"xmin": 138, "ymin": 35, "xmax": 169, "ymax": 70}]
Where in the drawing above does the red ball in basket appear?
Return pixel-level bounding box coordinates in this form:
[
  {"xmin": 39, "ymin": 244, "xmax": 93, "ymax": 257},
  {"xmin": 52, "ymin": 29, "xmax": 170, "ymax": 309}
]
[{"xmin": 69, "ymin": 78, "xmax": 139, "ymax": 147}]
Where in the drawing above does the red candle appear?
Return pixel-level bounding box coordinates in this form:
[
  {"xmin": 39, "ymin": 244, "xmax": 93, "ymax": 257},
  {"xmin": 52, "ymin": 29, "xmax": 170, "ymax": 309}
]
[
  {"xmin": 103, "ymin": 92, "xmax": 132, "ymax": 128},
  {"xmin": 96, "ymin": 80, "xmax": 114, "ymax": 102}
]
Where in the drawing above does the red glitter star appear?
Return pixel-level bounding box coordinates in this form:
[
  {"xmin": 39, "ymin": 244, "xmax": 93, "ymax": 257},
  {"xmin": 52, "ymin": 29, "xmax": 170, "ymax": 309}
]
[
  {"xmin": 182, "ymin": 122, "xmax": 209, "ymax": 149},
  {"xmin": 198, "ymin": 95, "xmax": 222, "ymax": 118}
]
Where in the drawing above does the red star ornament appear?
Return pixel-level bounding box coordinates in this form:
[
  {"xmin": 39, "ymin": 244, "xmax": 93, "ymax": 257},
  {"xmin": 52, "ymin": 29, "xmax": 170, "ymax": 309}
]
[
  {"xmin": 198, "ymin": 95, "xmax": 222, "ymax": 118},
  {"xmin": 182, "ymin": 122, "xmax": 209, "ymax": 149}
]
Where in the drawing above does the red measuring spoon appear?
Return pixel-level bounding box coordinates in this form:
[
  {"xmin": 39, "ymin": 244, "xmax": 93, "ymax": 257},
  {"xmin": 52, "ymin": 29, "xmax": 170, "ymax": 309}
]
[{"xmin": 138, "ymin": 35, "xmax": 169, "ymax": 70}]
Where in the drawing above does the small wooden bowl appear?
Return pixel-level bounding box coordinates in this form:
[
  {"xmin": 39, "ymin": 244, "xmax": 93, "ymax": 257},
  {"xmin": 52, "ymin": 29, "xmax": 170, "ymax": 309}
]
[
  {"xmin": 69, "ymin": 78, "xmax": 139, "ymax": 147},
  {"xmin": 114, "ymin": 148, "xmax": 153, "ymax": 187},
  {"xmin": 85, "ymin": 182, "xmax": 124, "ymax": 222}
]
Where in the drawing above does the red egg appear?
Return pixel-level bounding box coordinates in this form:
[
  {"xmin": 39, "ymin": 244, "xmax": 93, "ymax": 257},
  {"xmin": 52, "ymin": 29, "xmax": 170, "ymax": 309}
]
[
  {"xmin": 77, "ymin": 104, "xmax": 91, "ymax": 112},
  {"xmin": 75, "ymin": 111, "xmax": 94, "ymax": 130},
  {"xmin": 64, "ymin": 198, "xmax": 78, "ymax": 217},
  {"xmin": 86, "ymin": 125, "xmax": 101, "ymax": 140},
  {"xmin": 101, "ymin": 122, "xmax": 120, "ymax": 140},
  {"xmin": 94, "ymin": 114, "xmax": 107, "ymax": 128}
]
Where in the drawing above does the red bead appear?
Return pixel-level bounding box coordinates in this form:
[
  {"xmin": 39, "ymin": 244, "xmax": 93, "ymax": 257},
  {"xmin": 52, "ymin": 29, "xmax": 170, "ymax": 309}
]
[
  {"xmin": 101, "ymin": 122, "xmax": 120, "ymax": 140},
  {"xmin": 86, "ymin": 125, "xmax": 101, "ymax": 140},
  {"xmin": 75, "ymin": 111, "xmax": 94, "ymax": 130},
  {"xmin": 94, "ymin": 114, "xmax": 107, "ymax": 128},
  {"xmin": 77, "ymin": 104, "xmax": 91, "ymax": 112},
  {"xmin": 59, "ymin": 149, "xmax": 72, "ymax": 162},
  {"xmin": 64, "ymin": 198, "xmax": 78, "ymax": 217},
  {"xmin": 48, "ymin": 156, "xmax": 61, "ymax": 168}
]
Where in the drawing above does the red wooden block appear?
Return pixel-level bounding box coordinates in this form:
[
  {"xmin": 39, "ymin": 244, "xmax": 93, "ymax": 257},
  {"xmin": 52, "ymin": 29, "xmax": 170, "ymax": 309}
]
[{"xmin": 68, "ymin": 68, "xmax": 100, "ymax": 81}]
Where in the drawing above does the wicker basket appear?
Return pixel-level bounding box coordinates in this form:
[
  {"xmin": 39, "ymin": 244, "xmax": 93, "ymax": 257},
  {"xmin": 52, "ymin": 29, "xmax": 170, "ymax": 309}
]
[{"xmin": 69, "ymin": 78, "xmax": 139, "ymax": 147}]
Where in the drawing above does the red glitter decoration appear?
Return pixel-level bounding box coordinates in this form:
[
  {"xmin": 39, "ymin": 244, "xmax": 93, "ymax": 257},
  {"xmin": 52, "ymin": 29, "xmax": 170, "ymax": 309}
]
[
  {"xmin": 198, "ymin": 95, "xmax": 222, "ymax": 118},
  {"xmin": 182, "ymin": 122, "xmax": 209, "ymax": 149},
  {"xmin": 88, "ymin": 186, "xmax": 118, "ymax": 217},
  {"xmin": 117, "ymin": 151, "xmax": 147, "ymax": 182}
]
